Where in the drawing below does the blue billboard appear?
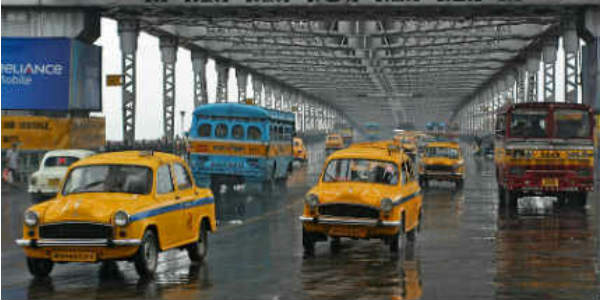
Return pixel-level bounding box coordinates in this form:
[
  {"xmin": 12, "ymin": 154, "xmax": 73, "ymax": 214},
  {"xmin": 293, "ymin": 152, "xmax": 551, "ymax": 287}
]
[{"xmin": 1, "ymin": 38, "xmax": 101, "ymax": 111}]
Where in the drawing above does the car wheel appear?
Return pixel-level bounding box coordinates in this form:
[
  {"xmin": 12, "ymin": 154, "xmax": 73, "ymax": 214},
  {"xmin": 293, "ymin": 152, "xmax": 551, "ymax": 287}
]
[
  {"xmin": 302, "ymin": 228, "xmax": 315, "ymax": 257},
  {"xmin": 330, "ymin": 237, "xmax": 341, "ymax": 253},
  {"xmin": 187, "ymin": 222, "xmax": 208, "ymax": 262},
  {"xmin": 26, "ymin": 258, "xmax": 54, "ymax": 278},
  {"xmin": 505, "ymin": 190, "xmax": 518, "ymax": 209},
  {"xmin": 456, "ymin": 179, "xmax": 464, "ymax": 190},
  {"xmin": 389, "ymin": 220, "xmax": 404, "ymax": 253},
  {"xmin": 134, "ymin": 230, "xmax": 159, "ymax": 278}
]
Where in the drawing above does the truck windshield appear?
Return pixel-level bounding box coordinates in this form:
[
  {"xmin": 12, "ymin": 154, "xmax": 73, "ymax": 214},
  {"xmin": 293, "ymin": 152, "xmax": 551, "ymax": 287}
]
[
  {"xmin": 62, "ymin": 165, "xmax": 153, "ymax": 195},
  {"xmin": 554, "ymin": 109, "xmax": 591, "ymax": 139},
  {"xmin": 509, "ymin": 109, "xmax": 548, "ymax": 138},
  {"xmin": 322, "ymin": 159, "xmax": 399, "ymax": 185}
]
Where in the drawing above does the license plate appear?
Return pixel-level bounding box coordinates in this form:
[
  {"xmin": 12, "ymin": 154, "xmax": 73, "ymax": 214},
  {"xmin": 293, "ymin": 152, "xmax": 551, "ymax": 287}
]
[
  {"xmin": 542, "ymin": 178, "xmax": 559, "ymax": 187},
  {"xmin": 51, "ymin": 251, "xmax": 96, "ymax": 262},
  {"xmin": 48, "ymin": 178, "xmax": 60, "ymax": 187},
  {"xmin": 329, "ymin": 227, "xmax": 367, "ymax": 238}
]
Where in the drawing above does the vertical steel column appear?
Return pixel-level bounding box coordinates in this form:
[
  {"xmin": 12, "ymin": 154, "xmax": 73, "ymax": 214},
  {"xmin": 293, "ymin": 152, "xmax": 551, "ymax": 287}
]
[
  {"xmin": 118, "ymin": 20, "xmax": 139, "ymax": 145},
  {"xmin": 542, "ymin": 37, "xmax": 558, "ymax": 102},
  {"xmin": 236, "ymin": 68, "xmax": 248, "ymax": 103},
  {"xmin": 252, "ymin": 75, "xmax": 262, "ymax": 106},
  {"xmin": 159, "ymin": 36, "xmax": 178, "ymax": 142},
  {"xmin": 216, "ymin": 62, "xmax": 229, "ymax": 103},
  {"xmin": 516, "ymin": 67, "xmax": 526, "ymax": 104},
  {"xmin": 526, "ymin": 52, "xmax": 540, "ymax": 102},
  {"xmin": 191, "ymin": 50, "xmax": 208, "ymax": 107},
  {"xmin": 563, "ymin": 21, "xmax": 580, "ymax": 103}
]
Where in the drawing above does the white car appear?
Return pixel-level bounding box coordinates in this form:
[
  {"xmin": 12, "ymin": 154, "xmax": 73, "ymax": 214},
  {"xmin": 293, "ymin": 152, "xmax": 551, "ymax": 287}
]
[{"xmin": 28, "ymin": 149, "xmax": 95, "ymax": 202}]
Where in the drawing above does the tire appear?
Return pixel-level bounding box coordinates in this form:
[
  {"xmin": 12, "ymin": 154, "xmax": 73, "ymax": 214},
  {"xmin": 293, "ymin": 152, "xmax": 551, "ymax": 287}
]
[
  {"xmin": 26, "ymin": 258, "xmax": 54, "ymax": 278},
  {"xmin": 497, "ymin": 185, "xmax": 505, "ymax": 203},
  {"xmin": 505, "ymin": 190, "xmax": 518, "ymax": 209},
  {"xmin": 187, "ymin": 222, "xmax": 208, "ymax": 262},
  {"xmin": 570, "ymin": 192, "xmax": 587, "ymax": 207},
  {"xmin": 389, "ymin": 220, "xmax": 404, "ymax": 253},
  {"xmin": 302, "ymin": 228, "xmax": 315, "ymax": 256},
  {"xmin": 456, "ymin": 179, "xmax": 464, "ymax": 190},
  {"xmin": 330, "ymin": 237, "xmax": 341, "ymax": 253},
  {"xmin": 134, "ymin": 230, "xmax": 159, "ymax": 278}
]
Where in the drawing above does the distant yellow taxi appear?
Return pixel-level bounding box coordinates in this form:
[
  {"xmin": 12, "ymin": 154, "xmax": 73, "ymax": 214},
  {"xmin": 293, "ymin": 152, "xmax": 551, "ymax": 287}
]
[
  {"xmin": 394, "ymin": 134, "xmax": 417, "ymax": 159},
  {"xmin": 325, "ymin": 133, "xmax": 344, "ymax": 155},
  {"xmin": 16, "ymin": 151, "xmax": 216, "ymax": 278},
  {"xmin": 300, "ymin": 142, "xmax": 423, "ymax": 255},
  {"xmin": 418, "ymin": 141, "xmax": 465, "ymax": 188},
  {"xmin": 293, "ymin": 137, "xmax": 308, "ymax": 162}
]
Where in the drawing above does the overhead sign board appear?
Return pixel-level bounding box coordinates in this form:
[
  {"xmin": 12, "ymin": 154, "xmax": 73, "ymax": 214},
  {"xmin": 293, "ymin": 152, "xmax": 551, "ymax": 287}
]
[{"xmin": 1, "ymin": 38, "xmax": 102, "ymax": 111}]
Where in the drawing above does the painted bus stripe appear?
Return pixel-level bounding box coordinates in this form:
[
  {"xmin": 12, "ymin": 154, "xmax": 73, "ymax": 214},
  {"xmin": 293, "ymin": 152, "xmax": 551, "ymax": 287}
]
[{"xmin": 129, "ymin": 197, "xmax": 214, "ymax": 222}]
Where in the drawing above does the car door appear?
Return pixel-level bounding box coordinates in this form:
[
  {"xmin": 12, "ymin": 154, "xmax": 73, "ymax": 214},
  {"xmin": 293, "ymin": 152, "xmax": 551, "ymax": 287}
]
[
  {"xmin": 401, "ymin": 160, "xmax": 421, "ymax": 231},
  {"xmin": 155, "ymin": 163, "xmax": 186, "ymax": 248},
  {"xmin": 172, "ymin": 162, "xmax": 198, "ymax": 241}
]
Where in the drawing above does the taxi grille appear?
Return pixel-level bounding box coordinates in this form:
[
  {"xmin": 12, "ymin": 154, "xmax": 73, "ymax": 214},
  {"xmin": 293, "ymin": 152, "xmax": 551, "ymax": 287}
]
[
  {"xmin": 39, "ymin": 223, "xmax": 113, "ymax": 239},
  {"xmin": 425, "ymin": 165, "xmax": 454, "ymax": 172},
  {"xmin": 318, "ymin": 204, "xmax": 379, "ymax": 219}
]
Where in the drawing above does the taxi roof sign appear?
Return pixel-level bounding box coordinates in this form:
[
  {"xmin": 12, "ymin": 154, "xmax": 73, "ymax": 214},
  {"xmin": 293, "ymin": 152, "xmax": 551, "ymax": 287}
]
[{"xmin": 106, "ymin": 74, "xmax": 122, "ymax": 87}]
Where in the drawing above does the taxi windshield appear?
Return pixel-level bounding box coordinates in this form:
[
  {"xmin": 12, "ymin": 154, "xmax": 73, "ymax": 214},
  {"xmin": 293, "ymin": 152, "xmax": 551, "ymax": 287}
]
[
  {"xmin": 322, "ymin": 159, "xmax": 399, "ymax": 185},
  {"xmin": 62, "ymin": 164, "xmax": 153, "ymax": 195},
  {"xmin": 554, "ymin": 109, "xmax": 591, "ymax": 139},
  {"xmin": 509, "ymin": 109, "xmax": 548, "ymax": 138},
  {"xmin": 425, "ymin": 147, "xmax": 458, "ymax": 159}
]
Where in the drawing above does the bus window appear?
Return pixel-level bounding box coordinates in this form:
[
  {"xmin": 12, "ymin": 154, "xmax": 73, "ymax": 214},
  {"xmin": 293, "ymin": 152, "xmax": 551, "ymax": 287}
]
[
  {"xmin": 215, "ymin": 123, "xmax": 228, "ymax": 138},
  {"xmin": 198, "ymin": 123, "xmax": 212, "ymax": 137},
  {"xmin": 278, "ymin": 126, "xmax": 284, "ymax": 141},
  {"xmin": 248, "ymin": 126, "xmax": 262, "ymax": 140},
  {"xmin": 232, "ymin": 125, "xmax": 244, "ymax": 139}
]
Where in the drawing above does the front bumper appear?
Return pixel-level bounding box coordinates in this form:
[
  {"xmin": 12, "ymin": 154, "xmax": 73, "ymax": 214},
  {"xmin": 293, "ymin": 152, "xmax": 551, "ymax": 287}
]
[
  {"xmin": 299, "ymin": 216, "xmax": 401, "ymax": 227},
  {"xmin": 16, "ymin": 238, "xmax": 142, "ymax": 247}
]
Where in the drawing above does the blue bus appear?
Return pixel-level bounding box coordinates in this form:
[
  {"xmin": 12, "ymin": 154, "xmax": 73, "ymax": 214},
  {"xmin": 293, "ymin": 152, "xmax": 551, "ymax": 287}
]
[{"xmin": 188, "ymin": 103, "xmax": 296, "ymax": 193}]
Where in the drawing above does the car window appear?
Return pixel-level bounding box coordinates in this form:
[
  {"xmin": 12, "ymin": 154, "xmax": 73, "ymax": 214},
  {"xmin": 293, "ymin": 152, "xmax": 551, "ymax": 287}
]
[
  {"xmin": 232, "ymin": 125, "xmax": 244, "ymax": 140},
  {"xmin": 248, "ymin": 126, "xmax": 262, "ymax": 140},
  {"xmin": 62, "ymin": 165, "xmax": 152, "ymax": 195},
  {"xmin": 197, "ymin": 123, "xmax": 211, "ymax": 137},
  {"xmin": 173, "ymin": 163, "xmax": 192, "ymax": 190},
  {"xmin": 44, "ymin": 156, "xmax": 79, "ymax": 167},
  {"xmin": 215, "ymin": 123, "xmax": 228, "ymax": 138},
  {"xmin": 156, "ymin": 164, "xmax": 174, "ymax": 194},
  {"xmin": 323, "ymin": 159, "xmax": 398, "ymax": 185}
]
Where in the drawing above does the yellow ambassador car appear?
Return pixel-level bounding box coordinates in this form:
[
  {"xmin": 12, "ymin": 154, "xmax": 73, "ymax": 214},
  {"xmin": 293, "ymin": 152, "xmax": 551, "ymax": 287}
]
[
  {"xmin": 325, "ymin": 133, "xmax": 345, "ymax": 156},
  {"xmin": 300, "ymin": 142, "xmax": 423, "ymax": 255},
  {"xmin": 16, "ymin": 151, "xmax": 217, "ymax": 278},
  {"xmin": 418, "ymin": 141, "xmax": 465, "ymax": 189}
]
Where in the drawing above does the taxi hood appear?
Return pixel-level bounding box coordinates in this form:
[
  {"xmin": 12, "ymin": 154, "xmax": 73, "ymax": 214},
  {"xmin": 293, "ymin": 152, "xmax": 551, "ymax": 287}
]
[
  {"xmin": 311, "ymin": 182, "xmax": 396, "ymax": 207},
  {"xmin": 41, "ymin": 193, "xmax": 142, "ymax": 224}
]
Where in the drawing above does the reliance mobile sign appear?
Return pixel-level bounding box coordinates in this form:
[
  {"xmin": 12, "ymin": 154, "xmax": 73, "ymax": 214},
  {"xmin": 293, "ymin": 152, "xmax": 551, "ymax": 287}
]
[{"xmin": 1, "ymin": 38, "xmax": 101, "ymax": 111}]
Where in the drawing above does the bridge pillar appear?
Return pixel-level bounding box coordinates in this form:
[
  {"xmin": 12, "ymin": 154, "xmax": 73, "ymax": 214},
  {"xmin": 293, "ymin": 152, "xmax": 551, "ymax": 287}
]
[
  {"xmin": 118, "ymin": 20, "xmax": 139, "ymax": 145},
  {"xmin": 563, "ymin": 20, "xmax": 580, "ymax": 103},
  {"xmin": 216, "ymin": 61, "xmax": 229, "ymax": 103},
  {"xmin": 526, "ymin": 52, "xmax": 540, "ymax": 102},
  {"xmin": 191, "ymin": 50, "xmax": 208, "ymax": 107},
  {"xmin": 252, "ymin": 75, "xmax": 263, "ymax": 106},
  {"xmin": 584, "ymin": 8, "xmax": 600, "ymax": 112},
  {"xmin": 236, "ymin": 68, "xmax": 248, "ymax": 104},
  {"xmin": 542, "ymin": 37, "xmax": 558, "ymax": 102},
  {"xmin": 159, "ymin": 36, "xmax": 178, "ymax": 142}
]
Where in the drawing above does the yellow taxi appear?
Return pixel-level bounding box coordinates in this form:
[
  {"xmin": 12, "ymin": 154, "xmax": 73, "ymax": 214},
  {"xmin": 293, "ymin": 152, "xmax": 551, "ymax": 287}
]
[
  {"xmin": 394, "ymin": 133, "xmax": 417, "ymax": 159},
  {"xmin": 293, "ymin": 137, "xmax": 308, "ymax": 162},
  {"xmin": 16, "ymin": 151, "xmax": 216, "ymax": 278},
  {"xmin": 418, "ymin": 141, "xmax": 465, "ymax": 188},
  {"xmin": 325, "ymin": 133, "xmax": 344, "ymax": 156},
  {"xmin": 300, "ymin": 142, "xmax": 423, "ymax": 255}
]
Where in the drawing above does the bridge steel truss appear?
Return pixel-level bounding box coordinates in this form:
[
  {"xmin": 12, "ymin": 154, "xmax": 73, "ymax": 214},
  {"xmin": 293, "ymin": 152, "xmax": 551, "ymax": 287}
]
[{"xmin": 2, "ymin": 1, "xmax": 599, "ymax": 141}]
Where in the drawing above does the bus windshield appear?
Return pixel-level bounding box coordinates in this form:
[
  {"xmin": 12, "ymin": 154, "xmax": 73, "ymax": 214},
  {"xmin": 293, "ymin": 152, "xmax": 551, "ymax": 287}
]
[
  {"xmin": 554, "ymin": 109, "xmax": 591, "ymax": 139},
  {"xmin": 509, "ymin": 109, "xmax": 548, "ymax": 138}
]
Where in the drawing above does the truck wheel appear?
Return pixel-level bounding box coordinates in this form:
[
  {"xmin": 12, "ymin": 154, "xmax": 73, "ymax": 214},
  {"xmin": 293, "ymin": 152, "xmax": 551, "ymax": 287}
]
[
  {"xmin": 302, "ymin": 228, "xmax": 315, "ymax": 257},
  {"xmin": 134, "ymin": 230, "xmax": 159, "ymax": 278},
  {"xmin": 505, "ymin": 190, "xmax": 518, "ymax": 209},
  {"xmin": 572, "ymin": 192, "xmax": 587, "ymax": 207},
  {"xmin": 27, "ymin": 258, "xmax": 54, "ymax": 278},
  {"xmin": 187, "ymin": 222, "xmax": 208, "ymax": 262}
]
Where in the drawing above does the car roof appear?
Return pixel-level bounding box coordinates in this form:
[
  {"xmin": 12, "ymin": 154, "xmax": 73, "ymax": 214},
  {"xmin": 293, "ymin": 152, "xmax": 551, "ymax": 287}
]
[
  {"xmin": 425, "ymin": 141, "xmax": 460, "ymax": 148},
  {"xmin": 328, "ymin": 142, "xmax": 407, "ymax": 163},
  {"xmin": 43, "ymin": 149, "xmax": 95, "ymax": 158},
  {"xmin": 70, "ymin": 151, "xmax": 183, "ymax": 169}
]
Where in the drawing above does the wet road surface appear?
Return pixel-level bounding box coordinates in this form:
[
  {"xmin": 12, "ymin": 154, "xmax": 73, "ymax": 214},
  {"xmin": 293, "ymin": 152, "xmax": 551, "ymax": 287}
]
[{"xmin": 2, "ymin": 143, "xmax": 599, "ymax": 299}]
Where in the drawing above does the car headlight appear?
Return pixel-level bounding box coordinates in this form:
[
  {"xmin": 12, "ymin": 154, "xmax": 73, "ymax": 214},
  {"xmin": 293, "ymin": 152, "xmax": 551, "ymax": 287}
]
[
  {"xmin": 380, "ymin": 198, "xmax": 393, "ymax": 212},
  {"xmin": 114, "ymin": 211, "xmax": 130, "ymax": 227},
  {"xmin": 24, "ymin": 211, "xmax": 39, "ymax": 227},
  {"xmin": 304, "ymin": 194, "xmax": 319, "ymax": 207}
]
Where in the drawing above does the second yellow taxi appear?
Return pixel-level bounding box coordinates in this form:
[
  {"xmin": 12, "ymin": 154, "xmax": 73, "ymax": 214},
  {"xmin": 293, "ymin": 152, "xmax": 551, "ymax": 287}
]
[
  {"xmin": 418, "ymin": 141, "xmax": 465, "ymax": 188},
  {"xmin": 16, "ymin": 151, "xmax": 217, "ymax": 278},
  {"xmin": 300, "ymin": 142, "xmax": 423, "ymax": 255}
]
